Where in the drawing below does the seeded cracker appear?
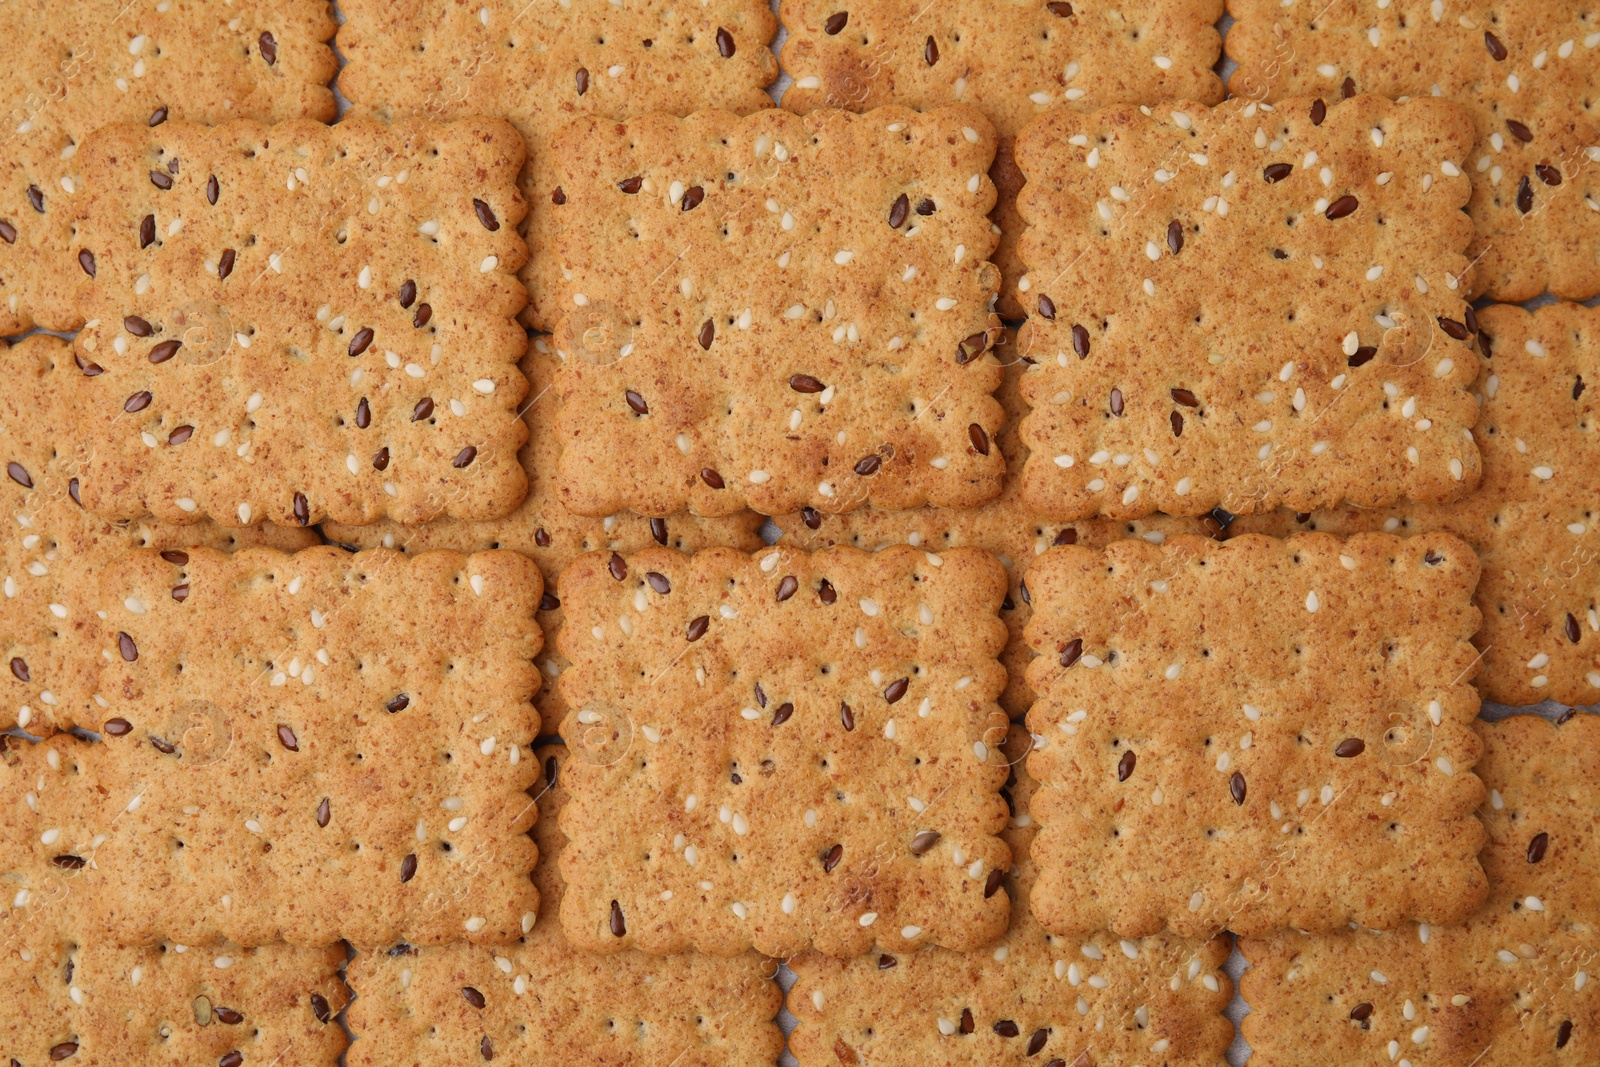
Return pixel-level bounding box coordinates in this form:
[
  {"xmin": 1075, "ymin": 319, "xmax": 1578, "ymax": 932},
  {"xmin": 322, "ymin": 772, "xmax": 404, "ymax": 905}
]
[
  {"xmin": 336, "ymin": 0, "xmax": 779, "ymax": 333},
  {"xmin": 1025, "ymin": 532, "xmax": 1488, "ymax": 939},
  {"xmin": 556, "ymin": 545, "xmax": 1011, "ymax": 958},
  {"xmin": 346, "ymin": 746, "xmax": 783, "ymax": 1066},
  {"xmin": 778, "ymin": 0, "xmax": 1225, "ymax": 317},
  {"xmin": 321, "ymin": 341, "xmax": 766, "ymax": 729},
  {"xmin": 0, "ymin": 1, "xmax": 337, "ymax": 335},
  {"xmin": 62, "ymin": 545, "xmax": 542, "ymax": 948},
  {"xmin": 1241, "ymin": 713, "xmax": 1600, "ymax": 1066},
  {"xmin": 790, "ymin": 724, "xmax": 1234, "ymax": 1067},
  {"xmin": 1227, "ymin": 0, "xmax": 1600, "ymax": 303},
  {"xmin": 69, "ymin": 117, "xmax": 531, "ymax": 528},
  {"xmin": 2, "ymin": 335, "xmax": 317, "ymax": 736},
  {"xmin": 1233, "ymin": 302, "xmax": 1600, "ymax": 708},
  {"xmin": 547, "ymin": 106, "xmax": 1006, "ymax": 518},
  {"xmin": 0, "ymin": 736, "xmax": 350, "ymax": 1064},
  {"xmin": 775, "ymin": 334, "xmax": 1209, "ymax": 717},
  {"xmin": 1014, "ymin": 94, "xmax": 1484, "ymax": 521}
]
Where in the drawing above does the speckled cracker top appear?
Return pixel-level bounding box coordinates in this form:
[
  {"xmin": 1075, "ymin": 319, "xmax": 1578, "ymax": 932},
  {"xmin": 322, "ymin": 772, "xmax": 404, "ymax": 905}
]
[
  {"xmin": 1227, "ymin": 0, "xmax": 1600, "ymax": 303},
  {"xmin": 69, "ymin": 117, "xmax": 532, "ymax": 528},
  {"xmin": 19, "ymin": 546, "xmax": 546, "ymax": 949},
  {"xmin": 0, "ymin": 0, "xmax": 338, "ymax": 335},
  {"xmin": 547, "ymin": 106, "xmax": 1007, "ymax": 517},
  {"xmin": 1025, "ymin": 532, "xmax": 1488, "ymax": 938},
  {"xmin": 555, "ymin": 545, "xmax": 1012, "ymax": 958},
  {"xmin": 1015, "ymin": 94, "xmax": 1484, "ymax": 519}
]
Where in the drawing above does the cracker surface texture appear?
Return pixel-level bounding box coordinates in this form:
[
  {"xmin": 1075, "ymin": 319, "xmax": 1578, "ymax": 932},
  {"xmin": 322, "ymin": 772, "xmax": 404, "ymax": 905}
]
[
  {"xmin": 779, "ymin": 0, "xmax": 1225, "ymax": 317},
  {"xmin": 1233, "ymin": 302, "xmax": 1600, "ymax": 707},
  {"xmin": 71, "ymin": 117, "xmax": 531, "ymax": 528},
  {"xmin": 0, "ymin": 0, "xmax": 337, "ymax": 334},
  {"xmin": 25, "ymin": 546, "xmax": 544, "ymax": 948},
  {"xmin": 1227, "ymin": 0, "xmax": 1600, "ymax": 303},
  {"xmin": 2, "ymin": 335, "xmax": 317, "ymax": 735},
  {"xmin": 790, "ymin": 724, "xmax": 1235, "ymax": 1066},
  {"xmin": 1026, "ymin": 532, "xmax": 1488, "ymax": 938},
  {"xmin": 548, "ymin": 106, "xmax": 1006, "ymax": 517},
  {"xmin": 347, "ymin": 745, "xmax": 784, "ymax": 1066},
  {"xmin": 557, "ymin": 545, "xmax": 1012, "ymax": 958},
  {"xmin": 1241, "ymin": 713, "xmax": 1600, "ymax": 1066},
  {"xmin": 336, "ymin": 0, "xmax": 780, "ymax": 332},
  {"xmin": 1015, "ymin": 94, "xmax": 1483, "ymax": 520}
]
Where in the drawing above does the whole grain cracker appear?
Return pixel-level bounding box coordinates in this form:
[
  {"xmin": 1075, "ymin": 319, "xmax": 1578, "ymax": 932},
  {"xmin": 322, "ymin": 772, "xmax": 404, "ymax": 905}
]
[
  {"xmin": 556, "ymin": 545, "xmax": 1012, "ymax": 958},
  {"xmin": 1241, "ymin": 713, "xmax": 1600, "ymax": 1066},
  {"xmin": 790, "ymin": 724, "xmax": 1235, "ymax": 1066},
  {"xmin": 1230, "ymin": 302, "xmax": 1600, "ymax": 707},
  {"xmin": 347, "ymin": 745, "xmax": 784, "ymax": 1067},
  {"xmin": 2, "ymin": 335, "xmax": 317, "ymax": 736},
  {"xmin": 69, "ymin": 117, "xmax": 531, "ymax": 528},
  {"xmin": 775, "ymin": 335, "xmax": 1209, "ymax": 716},
  {"xmin": 336, "ymin": 0, "xmax": 780, "ymax": 332},
  {"xmin": 1025, "ymin": 532, "xmax": 1488, "ymax": 939},
  {"xmin": 321, "ymin": 339, "xmax": 766, "ymax": 729},
  {"xmin": 778, "ymin": 0, "xmax": 1226, "ymax": 317},
  {"xmin": 547, "ymin": 106, "xmax": 1006, "ymax": 518},
  {"xmin": 61, "ymin": 546, "xmax": 542, "ymax": 948},
  {"xmin": 1015, "ymin": 94, "xmax": 1484, "ymax": 520},
  {"xmin": 1227, "ymin": 0, "xmax": 1600, "ymax": 303},
  {"xmin": 0, "ymin": 0, "xmax": 337, "ymax": 335}
]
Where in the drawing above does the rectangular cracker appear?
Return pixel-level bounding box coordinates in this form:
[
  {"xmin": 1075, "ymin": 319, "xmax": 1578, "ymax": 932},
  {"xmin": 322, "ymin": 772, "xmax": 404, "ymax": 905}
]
[
  {"xmin": 1227, "ymin": 0, "xmax": 1600, "ymax": 303},
  {"xmin": 546, "ymin": 106, "xmax": 1006, "ymax": 518},
  {"xmin": 775, "ymin": 336, "xmax": 1210, "ymax": 716},
  {"xmin": 0, "ymin": 1, "xmax": 338, "ymax": 335},
  {"xmin": 3, "ymin": 547, "xmax": 544, "ymax": 948},
  {"xmin": 555, "ymin": 545, "xmax": 1012, "ymax": 958},
  {"xmin": 1024, "ymin": 531, "xmax": 1489, "ymax": 939},
  {"xmin": 1014, "ymin": 94, "xmax": 1485, "ymax": 520},
  {"xmin": 346, "ymin": 745, "xmax": 784, "ymax": 1067},
  {"xmin": 321, "ymin": 339, "xmax": 767, "ymax": 729},
  {"xmin": 790, "ymin": 724, "xmax": 1235, "ymax": 1066},
  {"xmin": 68, "ymin": 116, "xmax": 532, "ymax": 528},
  {"xmin": 778, "ymin": 0, "xmax": 1225, "ymax": 317},
  {"xmin": 1241, "ymin": 713, "xmax": 1600, "ymax": 1066},
  {"xmin": 2, "ymin": 335, "xmax": 318, "ymax": 735},
  {"xmin": 336, "ymin": 0, "xmax": 779, "ymax": 333},
  {"xmin": 1230, "ymin": 302, "xmax": 1600, "ymax": 708}
]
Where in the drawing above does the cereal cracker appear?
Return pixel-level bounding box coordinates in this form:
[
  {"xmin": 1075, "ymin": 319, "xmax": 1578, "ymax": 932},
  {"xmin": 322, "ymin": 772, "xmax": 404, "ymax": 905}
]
[
  {"xmin": 1014, "ymin": 94, "xmax": 1484, "ymax": 520},
  {"xmin": 69, "ymin": 117, "xmax": 531, "ymax": 528},
  {"xmin": 1025, "ymin": 532, "xmax": 1488, "ymax": 938},
  {"xmin": 556, "ymin": 545, "xmax": 1012, "ymax": 958}
]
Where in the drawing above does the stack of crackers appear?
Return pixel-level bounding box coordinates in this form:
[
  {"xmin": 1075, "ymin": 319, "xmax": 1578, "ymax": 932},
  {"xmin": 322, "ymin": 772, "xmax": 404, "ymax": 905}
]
[{"xmin": 1, "ymin": 2, "xmax": 1595, "ymax": 1064}]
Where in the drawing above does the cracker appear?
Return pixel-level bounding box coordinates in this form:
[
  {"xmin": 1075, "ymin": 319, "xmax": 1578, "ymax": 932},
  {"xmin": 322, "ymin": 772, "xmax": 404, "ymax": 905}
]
[
  {"xmin": 1014, "ymin": 94, "xmax": 1485, "ymax": 521},
  {"xmin": 15, "ymin": 546, "xmax": 545, "ymax": 948},
  {"xmin": 789, "ymin": 724, "xmax": 1235, "ymax": 1067},
  {"xmin": 67, "ymin": 116, "xmax": 531, "ymax": 528},
  {"xmin": 1231, "ymin": 302, "xmax": 1600, "ymax": 708},
  {"xmin": 2, "ymin": 335, "xmax": 317, "ymax": 735},
  {"xmin": 0, "ymin": 735, "xmax": 350, "ymax": 1065},
  {"xmin": 778, "ymin": 0, "xmax": 1226, "ymax": 317},
  {"xmin": 1227, "ymin": 0, "xmax": 1600, "ymax": 303},
  {"xmin": 336, "ymin": 0, "xmax": 780, "ymax": 333},
  {"xmin": 546, "ymin": 106, "xmax": 1006, "ymax": 518},
  {"xmin": 555, "ymin": 544, "xmax": 1012, "ymax": 958},
  {"xmin": 321, "ymin": 340, "xmax": 766, "ymax": 729},
  {"xmin": 775, "ymin": 335, "xmax": 1209, "ymax": 716},
  {"xmin": 1240, "ymin": 713, "xmax": 1600, "ymax": 1066},
  {"xmin": 346, "ymin": 745, "xmax": 784, "ymax": 1066},
  {"xmin": 0, "ymin": 1, "xmax": 338, "ymax": 335},
  {"xmin": 1024, "ymin": 532, "xmax": 1489, "ymax": 939}
]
